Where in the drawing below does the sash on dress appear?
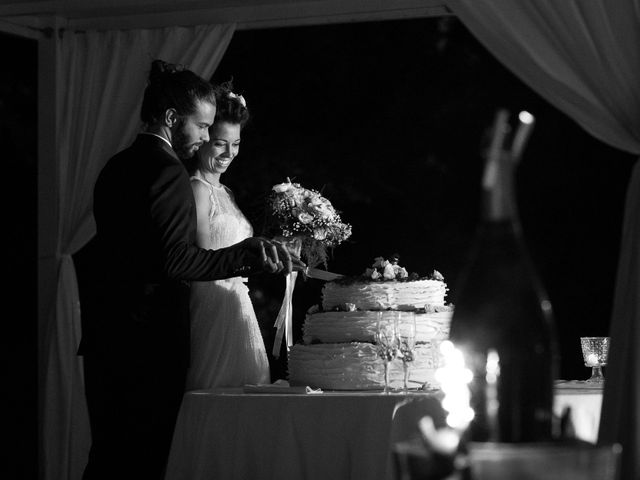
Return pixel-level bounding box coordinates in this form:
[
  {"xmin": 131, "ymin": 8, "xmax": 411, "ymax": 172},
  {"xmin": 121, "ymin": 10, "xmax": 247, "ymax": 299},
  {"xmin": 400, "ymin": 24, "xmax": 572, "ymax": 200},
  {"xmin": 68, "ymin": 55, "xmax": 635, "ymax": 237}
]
[{"xmin": 272, "ymin": 271, "xmax": 297, "ymax": 358}]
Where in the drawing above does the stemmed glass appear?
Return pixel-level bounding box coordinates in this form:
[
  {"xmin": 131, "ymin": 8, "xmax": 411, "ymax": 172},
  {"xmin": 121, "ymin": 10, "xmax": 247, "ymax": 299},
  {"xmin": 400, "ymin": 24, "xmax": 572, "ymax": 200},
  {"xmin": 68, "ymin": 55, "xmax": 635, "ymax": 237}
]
[
  {"xmin": 580, "ymin": 337, "xmax": 610, "ymax": 383},
  {"xmin": 375, "ymin": 312, "xmax": 398, "ymax": 394},
  {"xmin": 397, "ymin": 312, "xmax": 417, "ymax": 393}
]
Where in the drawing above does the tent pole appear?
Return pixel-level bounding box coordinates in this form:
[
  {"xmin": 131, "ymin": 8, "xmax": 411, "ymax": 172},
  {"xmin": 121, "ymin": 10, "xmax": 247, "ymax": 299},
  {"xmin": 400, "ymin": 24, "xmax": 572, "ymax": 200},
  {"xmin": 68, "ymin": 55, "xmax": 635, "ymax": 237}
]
[{"xmin": 37, "ymin": 18, "xmax": 60, "ymax": 480}]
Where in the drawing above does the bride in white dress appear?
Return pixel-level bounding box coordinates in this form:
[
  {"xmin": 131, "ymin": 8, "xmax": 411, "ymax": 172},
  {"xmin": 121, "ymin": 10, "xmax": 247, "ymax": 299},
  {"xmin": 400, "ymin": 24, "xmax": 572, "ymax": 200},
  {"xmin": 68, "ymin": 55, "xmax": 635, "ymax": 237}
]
[{"xmin": 186, "ymin": 84, "xmax": 270, "ymax": 389}]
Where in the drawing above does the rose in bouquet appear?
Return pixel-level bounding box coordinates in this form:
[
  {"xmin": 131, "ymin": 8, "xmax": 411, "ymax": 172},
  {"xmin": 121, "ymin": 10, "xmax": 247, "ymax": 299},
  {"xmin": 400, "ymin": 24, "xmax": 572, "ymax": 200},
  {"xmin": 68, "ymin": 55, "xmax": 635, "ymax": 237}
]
[{"xmin": 267, "ymin": 178, "xmax": 352, "ymax": 269}]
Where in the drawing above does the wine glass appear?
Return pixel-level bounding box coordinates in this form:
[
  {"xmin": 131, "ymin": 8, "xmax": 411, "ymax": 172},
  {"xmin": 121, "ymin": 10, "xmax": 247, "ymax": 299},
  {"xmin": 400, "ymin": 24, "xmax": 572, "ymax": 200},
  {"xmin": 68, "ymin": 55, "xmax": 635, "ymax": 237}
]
[
  {"xmin": 375, "ymin": 312, "xmax": 398, "ymax": 394},
  {"xmin": 580, "ymin": 337, "xmax": 610, "ymax": 383},
  {"xmin": 397, "ymin": 312, "xmax": 417, "ymax": 393}
]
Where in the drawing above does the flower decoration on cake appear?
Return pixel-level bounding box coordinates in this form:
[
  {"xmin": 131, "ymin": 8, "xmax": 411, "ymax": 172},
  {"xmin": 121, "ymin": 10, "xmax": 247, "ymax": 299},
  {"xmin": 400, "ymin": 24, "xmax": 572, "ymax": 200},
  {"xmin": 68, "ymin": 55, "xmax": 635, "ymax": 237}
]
[
  {"xmin": 364, "ymin": 254, "xmax": 418, "ymax": 281},
  {"xmin": 430, "ymin": 270, "xmax": 444, "ymax": 282},
  {"xmin": 267, "ymin": 178, "xmax": 352, "ymax": 268},
  {"xmin": 364, "ymin": 254, "xmax": 409, "ymax": 280},
  {"xmin": 334, "ymin": 255, "xmax": 447, "ymax": 286}
]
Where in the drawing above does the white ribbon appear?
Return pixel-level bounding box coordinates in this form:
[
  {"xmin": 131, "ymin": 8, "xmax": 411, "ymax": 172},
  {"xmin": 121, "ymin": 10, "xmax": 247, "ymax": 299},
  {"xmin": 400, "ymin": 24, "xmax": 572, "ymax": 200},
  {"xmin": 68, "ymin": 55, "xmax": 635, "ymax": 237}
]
[{"xmin": 273, "ymin": 271, "xmax": 298, "ymax": 358}]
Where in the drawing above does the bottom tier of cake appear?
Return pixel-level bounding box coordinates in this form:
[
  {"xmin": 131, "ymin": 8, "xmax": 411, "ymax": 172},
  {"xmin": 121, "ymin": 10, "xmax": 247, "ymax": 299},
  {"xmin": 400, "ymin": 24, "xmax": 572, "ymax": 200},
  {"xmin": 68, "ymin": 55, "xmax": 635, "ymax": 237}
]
[{"xmin": 288, "ymin": 341, "xmax": 444, "ymax": 391}]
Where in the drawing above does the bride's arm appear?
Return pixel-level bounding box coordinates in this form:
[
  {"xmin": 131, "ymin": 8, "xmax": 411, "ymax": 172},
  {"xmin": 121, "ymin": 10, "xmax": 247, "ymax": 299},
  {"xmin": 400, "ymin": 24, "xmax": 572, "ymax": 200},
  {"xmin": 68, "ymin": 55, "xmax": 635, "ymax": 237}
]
[
  {"xmin": 151, "ymin": 160, "xmax": 297, "ymax": 279},
  {"xmin": 191, "ymin": 180, "xmax": 213, "ymax": 250}
]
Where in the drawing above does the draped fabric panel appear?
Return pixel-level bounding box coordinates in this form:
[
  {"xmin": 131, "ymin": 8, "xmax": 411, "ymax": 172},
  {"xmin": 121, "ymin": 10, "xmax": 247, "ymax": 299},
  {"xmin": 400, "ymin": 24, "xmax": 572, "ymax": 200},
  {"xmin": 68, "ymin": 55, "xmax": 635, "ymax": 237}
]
[
  {"xmin": 599, "ymin": 163, "xmax": 640, "ymax": 480},
  {"xmin": 444, "ymin": 1, "xmax": 640, "ymax": 478},
  {"xmin": 446, "ymin": 0, "xmax": 640, "ymax": 153},
  {"xmin": 40, "ymin": 23, "xmax": 235, "ymax": 480}
]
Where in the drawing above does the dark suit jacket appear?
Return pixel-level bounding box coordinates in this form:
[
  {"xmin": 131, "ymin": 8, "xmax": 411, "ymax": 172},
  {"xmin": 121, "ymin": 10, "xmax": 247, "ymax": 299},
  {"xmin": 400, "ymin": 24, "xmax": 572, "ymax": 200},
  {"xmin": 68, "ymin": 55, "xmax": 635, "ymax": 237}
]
[{"xmin": 76, "ymin": 134, "xmax": 253, "ymax": 366}]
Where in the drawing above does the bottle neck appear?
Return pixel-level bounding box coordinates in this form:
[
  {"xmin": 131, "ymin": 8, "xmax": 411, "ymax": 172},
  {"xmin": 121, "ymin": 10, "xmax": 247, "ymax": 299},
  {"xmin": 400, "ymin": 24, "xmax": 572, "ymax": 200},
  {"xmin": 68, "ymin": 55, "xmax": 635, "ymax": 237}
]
[{"xmin": 481, "ymin": 153, "xmax": 520, "ymax": 225}]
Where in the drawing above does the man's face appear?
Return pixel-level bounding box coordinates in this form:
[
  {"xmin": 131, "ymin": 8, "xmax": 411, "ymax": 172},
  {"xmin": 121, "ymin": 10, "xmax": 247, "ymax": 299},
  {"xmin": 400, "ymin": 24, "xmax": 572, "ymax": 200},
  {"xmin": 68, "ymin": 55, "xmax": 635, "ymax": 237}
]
[{"xmin": 172, "ymin": 100, "xmax": 216, "ymax": 159}]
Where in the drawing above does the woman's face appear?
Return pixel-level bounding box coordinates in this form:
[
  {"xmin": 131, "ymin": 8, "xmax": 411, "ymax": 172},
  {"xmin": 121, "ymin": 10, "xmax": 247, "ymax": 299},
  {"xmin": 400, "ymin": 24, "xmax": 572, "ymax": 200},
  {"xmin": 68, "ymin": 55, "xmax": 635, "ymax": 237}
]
[{"xmin": 201, "ymin": 121, "xmax": 241, "ymax": 175}]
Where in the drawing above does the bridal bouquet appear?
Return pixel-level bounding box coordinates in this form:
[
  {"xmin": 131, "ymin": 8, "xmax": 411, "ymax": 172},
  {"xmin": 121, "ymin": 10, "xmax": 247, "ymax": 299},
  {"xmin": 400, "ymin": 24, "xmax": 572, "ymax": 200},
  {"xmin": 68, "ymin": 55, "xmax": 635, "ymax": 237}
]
[{"xmin": 268, "ymin": 178, "xmax": 352, "ymax": 269}]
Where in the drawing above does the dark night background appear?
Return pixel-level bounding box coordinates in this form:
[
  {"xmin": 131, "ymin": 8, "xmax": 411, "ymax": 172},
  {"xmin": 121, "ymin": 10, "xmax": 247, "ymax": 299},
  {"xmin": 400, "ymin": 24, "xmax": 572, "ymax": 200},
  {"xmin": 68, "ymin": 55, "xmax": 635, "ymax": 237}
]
[
  {"xmin": 2, "ymin": 15, "xmax": 636, "ymax": 479},
  {"xmin": 211, "ymin": 17, "xmax": 636, "ymax": 381},
  {"xmin": 2, "ymin": 30, "xmax": 37, "ymax": 480}
]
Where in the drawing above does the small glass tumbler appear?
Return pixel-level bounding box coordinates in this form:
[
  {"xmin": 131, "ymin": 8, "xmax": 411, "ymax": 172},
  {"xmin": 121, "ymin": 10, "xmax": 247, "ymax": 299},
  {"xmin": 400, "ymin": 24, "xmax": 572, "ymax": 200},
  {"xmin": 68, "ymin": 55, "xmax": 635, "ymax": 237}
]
[{"xmin": 580, "ymin": 337, "xmax": 610, "ymax": 383}]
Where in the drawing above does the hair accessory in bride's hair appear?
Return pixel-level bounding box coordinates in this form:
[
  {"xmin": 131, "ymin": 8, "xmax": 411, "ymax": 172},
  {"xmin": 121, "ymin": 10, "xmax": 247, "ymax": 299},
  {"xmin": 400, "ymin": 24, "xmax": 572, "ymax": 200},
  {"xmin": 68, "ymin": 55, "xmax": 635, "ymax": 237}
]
[
  {"xmin": 228, "ymin": 91, "xmax": 247, "ymax": 108},
  {"xmin": 153, "ymin": 60, "xmax": 185, "ymax": 75}
]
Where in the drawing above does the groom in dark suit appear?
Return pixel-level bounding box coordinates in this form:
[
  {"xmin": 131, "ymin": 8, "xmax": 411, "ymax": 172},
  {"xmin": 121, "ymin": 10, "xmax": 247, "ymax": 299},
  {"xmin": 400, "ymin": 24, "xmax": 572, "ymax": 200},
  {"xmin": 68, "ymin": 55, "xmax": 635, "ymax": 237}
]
[{"xmin": 76, "ymin": 60, "xmax": 297, "ymax": 480}]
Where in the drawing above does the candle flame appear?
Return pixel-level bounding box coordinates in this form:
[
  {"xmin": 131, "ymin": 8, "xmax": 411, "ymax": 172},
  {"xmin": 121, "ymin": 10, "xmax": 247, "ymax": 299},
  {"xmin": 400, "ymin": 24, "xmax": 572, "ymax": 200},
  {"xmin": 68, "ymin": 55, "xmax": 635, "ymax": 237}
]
[{"xmin": 436, "ymin": 341, "xmax": 475, "ymax": 430}]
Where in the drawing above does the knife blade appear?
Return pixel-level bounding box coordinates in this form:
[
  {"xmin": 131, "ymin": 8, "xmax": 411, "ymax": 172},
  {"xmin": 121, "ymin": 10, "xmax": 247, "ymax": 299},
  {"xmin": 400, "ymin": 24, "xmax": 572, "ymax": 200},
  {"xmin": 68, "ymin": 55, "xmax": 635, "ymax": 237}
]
[{"xmin": 304, "ymin": 267, "xmax": 344, "ymax": 281}]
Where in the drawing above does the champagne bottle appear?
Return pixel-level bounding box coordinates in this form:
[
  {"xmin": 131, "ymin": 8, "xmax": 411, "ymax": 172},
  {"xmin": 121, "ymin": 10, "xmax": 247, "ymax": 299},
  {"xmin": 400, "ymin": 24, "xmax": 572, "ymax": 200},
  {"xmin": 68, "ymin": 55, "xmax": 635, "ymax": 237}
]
[{"xmin": 449, "ymin": 110, "xmax": 559, "ymax": 443}]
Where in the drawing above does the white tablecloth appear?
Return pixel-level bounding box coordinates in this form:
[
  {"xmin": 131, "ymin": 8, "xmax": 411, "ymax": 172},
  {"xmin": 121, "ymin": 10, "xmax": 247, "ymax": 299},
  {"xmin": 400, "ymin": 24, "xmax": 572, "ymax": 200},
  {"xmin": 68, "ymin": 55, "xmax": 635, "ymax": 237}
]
[
  {"xmin": 553, "ymin": 381, "xmax": 604, "ymax": 444},
  {"xmin": 165, "ymin": 384, "xmax": 602, "ymax": 480},
  {"xmin": 164, "ymin": 388, "xmax": 442, "ymax": 480}
]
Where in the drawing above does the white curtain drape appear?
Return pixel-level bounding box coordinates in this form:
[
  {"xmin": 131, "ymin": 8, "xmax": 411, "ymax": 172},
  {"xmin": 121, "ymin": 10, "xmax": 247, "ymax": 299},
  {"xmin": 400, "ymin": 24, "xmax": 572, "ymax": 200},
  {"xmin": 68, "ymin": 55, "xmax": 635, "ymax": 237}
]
[
  {"xmin": 445, "ymin": 1, "xmax": 640, "ymax": 478},
  {"xmin": 602, "ymin": 161, "xmax": 640, "ymax": 477},
  {"xmin": 40, "ymin": 23, "xmax": 236, "ymax": 480}
]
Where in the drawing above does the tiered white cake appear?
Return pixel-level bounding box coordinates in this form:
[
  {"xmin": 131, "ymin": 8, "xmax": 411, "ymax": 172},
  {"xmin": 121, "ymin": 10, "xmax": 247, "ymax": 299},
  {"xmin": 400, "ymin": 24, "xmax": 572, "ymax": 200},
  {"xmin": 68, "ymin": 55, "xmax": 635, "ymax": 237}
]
[{"xmin": 288, "ymin": 258, "xmax": 453, "ymax": 390}]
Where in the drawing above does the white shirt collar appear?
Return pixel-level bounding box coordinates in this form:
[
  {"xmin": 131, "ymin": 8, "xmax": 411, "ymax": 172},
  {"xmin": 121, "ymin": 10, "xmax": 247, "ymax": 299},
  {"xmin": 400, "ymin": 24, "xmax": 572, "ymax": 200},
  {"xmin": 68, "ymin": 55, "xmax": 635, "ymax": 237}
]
[{"xmin": 140, "ymin": 131, "xmax": 172, "ymax": 148}]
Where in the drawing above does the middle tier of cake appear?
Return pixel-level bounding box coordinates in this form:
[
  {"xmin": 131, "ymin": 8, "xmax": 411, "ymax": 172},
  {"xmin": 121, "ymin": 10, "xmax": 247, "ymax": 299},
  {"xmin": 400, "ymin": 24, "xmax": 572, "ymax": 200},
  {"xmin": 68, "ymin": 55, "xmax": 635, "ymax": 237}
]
[{"xmin": 302, "ymin": 309, "xmax": 452, "ymax": 344}]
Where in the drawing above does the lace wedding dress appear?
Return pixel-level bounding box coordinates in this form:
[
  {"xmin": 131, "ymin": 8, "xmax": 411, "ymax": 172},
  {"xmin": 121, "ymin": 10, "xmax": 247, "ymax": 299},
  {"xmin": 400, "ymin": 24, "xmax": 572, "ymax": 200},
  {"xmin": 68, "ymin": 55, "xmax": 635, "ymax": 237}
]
[{"xmin": 185, "ymin": 173, "xmax": 270, "ymax": 389}]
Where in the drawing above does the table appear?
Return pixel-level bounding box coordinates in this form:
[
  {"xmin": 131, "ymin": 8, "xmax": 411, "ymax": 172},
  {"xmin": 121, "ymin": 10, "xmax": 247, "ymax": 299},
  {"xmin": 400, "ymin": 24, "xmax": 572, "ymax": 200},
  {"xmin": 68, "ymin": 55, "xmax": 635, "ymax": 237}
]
[
  {"xmin": 553, "ymin": 381, "xmax": 604, "ymax": 443},
  {"xmin": 164, "ymin": 388, "xmax": 443, "ymax": 480},
  {"xmin": 165, "ymin": 384, "xmax": 602, "ymax": 480}
]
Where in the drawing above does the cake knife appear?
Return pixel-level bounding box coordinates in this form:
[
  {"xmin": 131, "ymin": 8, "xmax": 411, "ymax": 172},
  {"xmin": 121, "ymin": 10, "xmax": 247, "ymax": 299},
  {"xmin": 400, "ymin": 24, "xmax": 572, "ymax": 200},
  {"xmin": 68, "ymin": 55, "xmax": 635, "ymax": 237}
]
[{"xmin": 303, "ymin": 267, "xmax": 344, "ymax": 281}]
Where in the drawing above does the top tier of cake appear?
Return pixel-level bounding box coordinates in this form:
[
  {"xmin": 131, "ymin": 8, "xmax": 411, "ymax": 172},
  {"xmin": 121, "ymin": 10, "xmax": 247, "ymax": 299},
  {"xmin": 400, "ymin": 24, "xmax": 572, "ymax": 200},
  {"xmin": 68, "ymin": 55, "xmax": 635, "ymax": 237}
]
[{"xmin": 322, "ymin": 278, "xmax": 448, "ymax": 311}]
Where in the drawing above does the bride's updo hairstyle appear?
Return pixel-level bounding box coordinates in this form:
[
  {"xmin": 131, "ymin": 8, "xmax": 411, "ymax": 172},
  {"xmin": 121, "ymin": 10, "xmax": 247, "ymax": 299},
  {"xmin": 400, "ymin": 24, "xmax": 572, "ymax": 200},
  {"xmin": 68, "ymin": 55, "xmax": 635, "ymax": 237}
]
[
  {"xmin": 213, "ymin": 81, "xmax": 250, "ymax": 128},
  {"xmin": 141, "ymin": 59, "xmax": 217, "ymax": 125}
]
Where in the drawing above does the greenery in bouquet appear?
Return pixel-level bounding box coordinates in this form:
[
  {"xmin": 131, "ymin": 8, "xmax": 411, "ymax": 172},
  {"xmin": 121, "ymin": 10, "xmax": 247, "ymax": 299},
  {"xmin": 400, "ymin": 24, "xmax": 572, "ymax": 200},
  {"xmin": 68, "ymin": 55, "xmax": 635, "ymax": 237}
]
[{"xmin": 267, "ymin": 178, "xmax": 352, "ymax": 269}]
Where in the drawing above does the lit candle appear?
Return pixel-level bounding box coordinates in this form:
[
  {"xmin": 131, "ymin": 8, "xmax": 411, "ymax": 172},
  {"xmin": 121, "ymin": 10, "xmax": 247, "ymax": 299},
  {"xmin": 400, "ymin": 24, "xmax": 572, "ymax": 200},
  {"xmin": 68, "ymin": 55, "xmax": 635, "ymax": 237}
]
[
  {"xmin": 585, "ymin": 353, "xmax": 599, "ymax": 366},
  {"xmin": 436, "ymin": 341, "xmax": 475, "ymax": 431},
  {"xmin": 511, "ymin": 111, "xmax": 535, "ymax": 163}
]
